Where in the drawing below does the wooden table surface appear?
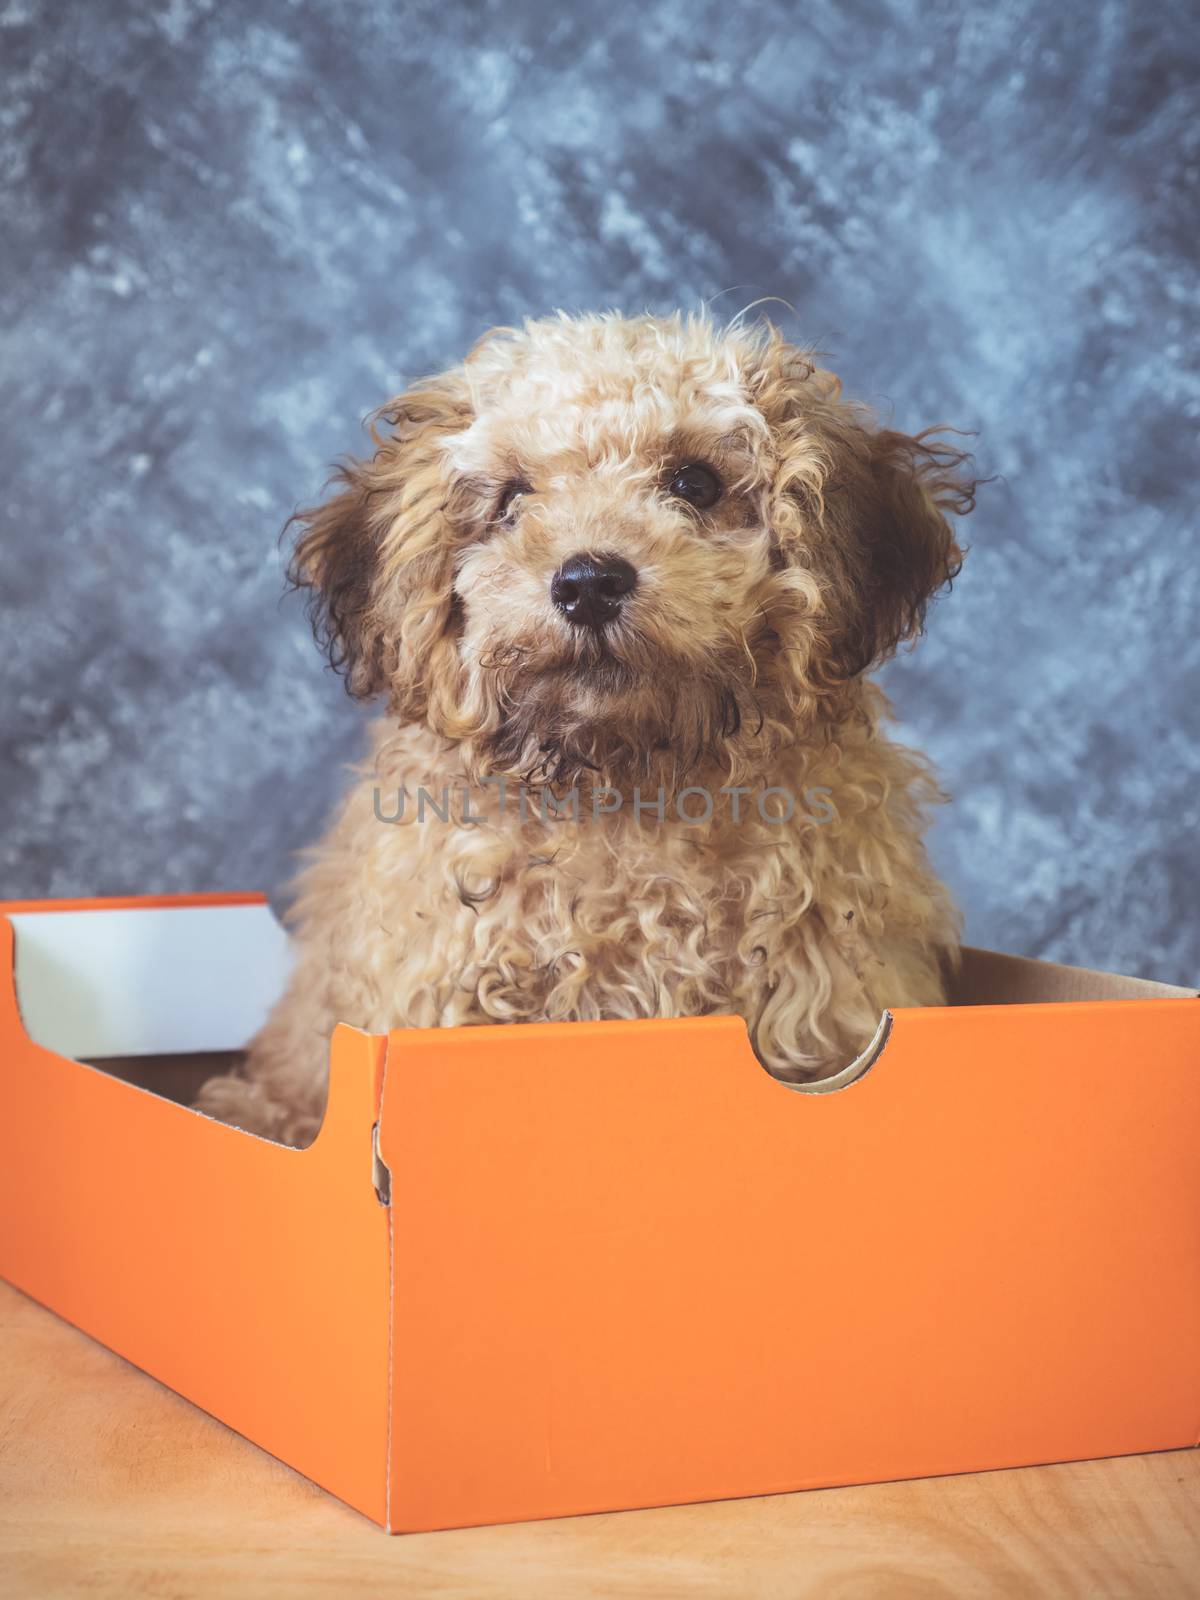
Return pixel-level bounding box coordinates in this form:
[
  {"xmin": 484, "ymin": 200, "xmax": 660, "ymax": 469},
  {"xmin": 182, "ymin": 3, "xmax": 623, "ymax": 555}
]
[{"xmin": 1, "ymin": 1281, "xmax": 1197, "ymax": 1599}]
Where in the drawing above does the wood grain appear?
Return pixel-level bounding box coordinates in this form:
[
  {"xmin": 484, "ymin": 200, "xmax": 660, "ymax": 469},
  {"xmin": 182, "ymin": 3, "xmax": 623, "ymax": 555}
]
[{"xmin": 1, "ymin": 1280, "xmax": 1197, "ymax": 1599}]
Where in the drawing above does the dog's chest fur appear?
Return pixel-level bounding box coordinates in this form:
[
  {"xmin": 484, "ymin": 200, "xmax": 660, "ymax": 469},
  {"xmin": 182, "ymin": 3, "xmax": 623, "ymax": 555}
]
[{"xmin": 282, "ymin": 706, "xmax": 955, "ymax": 1078}]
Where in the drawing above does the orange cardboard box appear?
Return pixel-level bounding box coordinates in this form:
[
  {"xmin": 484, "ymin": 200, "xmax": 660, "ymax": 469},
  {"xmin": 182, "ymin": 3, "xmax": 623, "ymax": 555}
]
[{"xmin": 0, "ymin": 891, "xmax": 1197, "ymax": 1533}]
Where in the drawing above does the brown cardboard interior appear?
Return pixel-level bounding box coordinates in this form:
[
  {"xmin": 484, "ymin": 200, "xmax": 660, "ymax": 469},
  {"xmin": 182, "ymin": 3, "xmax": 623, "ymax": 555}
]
[
  {"xmin": 953, "ymin": 946, "xmax": 1198, "ymax": 1005},
  {"xmin": 86, "ymin": 1050, "xmax": 242, "ymax": 1102}
]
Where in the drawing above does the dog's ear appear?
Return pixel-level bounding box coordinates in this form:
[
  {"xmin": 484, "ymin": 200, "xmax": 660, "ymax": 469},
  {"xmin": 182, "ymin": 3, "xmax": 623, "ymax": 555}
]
[
  {"xmin": 288, "ymin": 372, "xmax": 474, "ymax": 702},
  {"xmin": 287, "ymin": 461, "xmax": 383, "ymax": 697},
  {"xmin": 823, "ymin": 425, "xmax": 973, "ymax": 679},
  {"xmin": 751, "ymin": 333, "xmax": 974, "ymax": 684}
]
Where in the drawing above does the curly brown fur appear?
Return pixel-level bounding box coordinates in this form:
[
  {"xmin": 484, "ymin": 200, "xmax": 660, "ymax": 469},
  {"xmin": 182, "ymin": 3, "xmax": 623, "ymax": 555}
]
[{"xmin": 194, "ymin": 312, "xmax": 975, "ymax": 1146}]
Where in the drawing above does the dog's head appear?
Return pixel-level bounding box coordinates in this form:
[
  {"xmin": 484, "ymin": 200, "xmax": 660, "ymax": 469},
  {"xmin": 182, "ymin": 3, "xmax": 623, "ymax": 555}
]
[{"xmin": 291, "ymin": 313, "xmax": 974, "ymax": 787}]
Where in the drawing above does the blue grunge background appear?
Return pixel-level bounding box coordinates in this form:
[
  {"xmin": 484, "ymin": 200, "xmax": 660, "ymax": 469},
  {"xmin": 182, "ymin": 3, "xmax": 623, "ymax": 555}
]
[{"xmin": 2, "ymin": 0, "xmax": 1196, "ymax": 980}]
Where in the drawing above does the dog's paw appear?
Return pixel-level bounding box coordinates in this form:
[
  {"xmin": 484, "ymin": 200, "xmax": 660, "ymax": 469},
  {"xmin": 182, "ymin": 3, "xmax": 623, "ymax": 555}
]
[{"xmin": 191, "ymin": 1072, "xmax": 310, "ymax": 1146}]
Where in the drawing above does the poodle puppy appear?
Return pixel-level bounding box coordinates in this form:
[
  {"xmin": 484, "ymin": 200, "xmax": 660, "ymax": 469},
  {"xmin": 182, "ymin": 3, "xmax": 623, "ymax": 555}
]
[{"xmin": 194, "ymin": 312, "xmax": 974, "ymax": 1146}]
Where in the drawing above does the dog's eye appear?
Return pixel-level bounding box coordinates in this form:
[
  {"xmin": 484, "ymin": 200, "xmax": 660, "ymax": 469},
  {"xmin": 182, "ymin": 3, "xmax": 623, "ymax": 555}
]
[
  {"xmin": 495, "ymin": 478, "xmax": 531, "ymax": 524},
  {"xmin": 667, "ymin": 462, "xmax": 722, "ymax": 510}
]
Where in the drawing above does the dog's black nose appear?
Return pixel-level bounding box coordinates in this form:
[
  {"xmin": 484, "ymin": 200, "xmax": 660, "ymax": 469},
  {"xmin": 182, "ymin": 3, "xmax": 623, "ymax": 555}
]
[{"xmin": 550, "ymin": 552, "xmax": 638, "ymax": 629}]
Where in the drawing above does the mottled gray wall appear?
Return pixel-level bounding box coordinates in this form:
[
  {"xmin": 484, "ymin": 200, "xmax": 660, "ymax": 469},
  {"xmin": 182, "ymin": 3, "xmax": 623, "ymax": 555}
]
[{"xmin": 2, "ymin": 0, "xmax": 1197, "ymax": 981}]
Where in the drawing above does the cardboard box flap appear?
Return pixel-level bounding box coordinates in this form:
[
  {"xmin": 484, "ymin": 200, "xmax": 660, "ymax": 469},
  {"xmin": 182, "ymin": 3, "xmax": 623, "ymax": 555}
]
[{"xmin": 7, "ymin": 901, "xmax": 293, "ymax": 1059}]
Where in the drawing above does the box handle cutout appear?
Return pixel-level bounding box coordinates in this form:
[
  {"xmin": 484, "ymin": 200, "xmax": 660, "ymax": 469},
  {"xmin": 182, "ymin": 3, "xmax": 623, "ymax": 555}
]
[{"xmin": 779, "ymin": 1010, "xmax": 893, "ymax": 1095}]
